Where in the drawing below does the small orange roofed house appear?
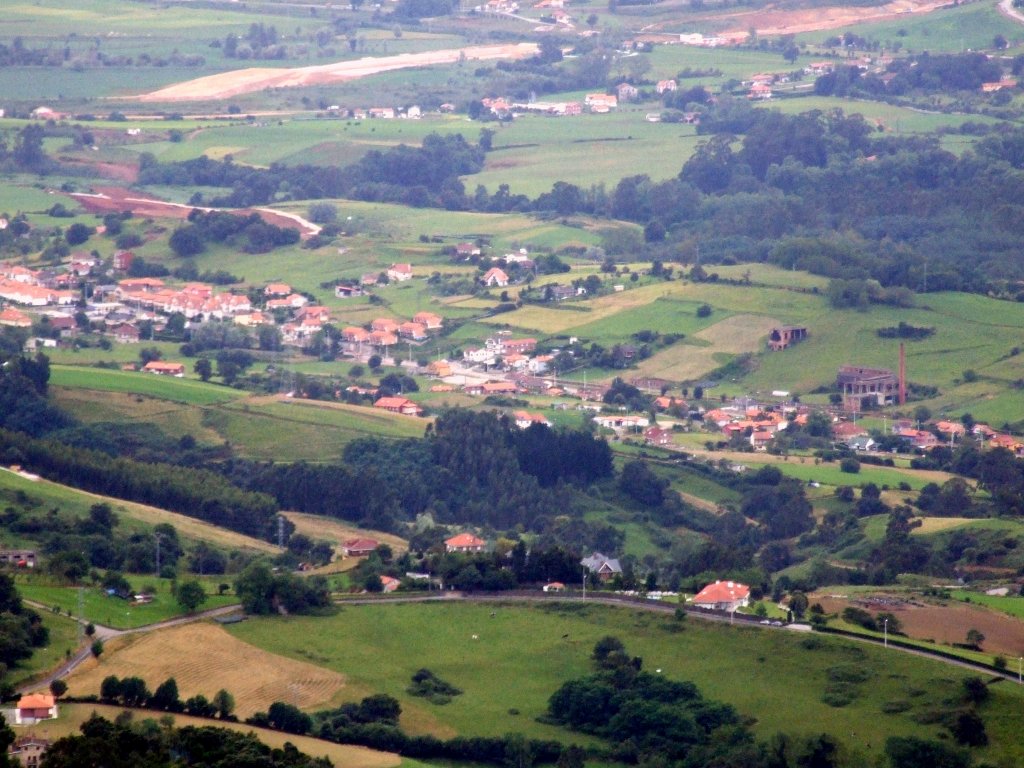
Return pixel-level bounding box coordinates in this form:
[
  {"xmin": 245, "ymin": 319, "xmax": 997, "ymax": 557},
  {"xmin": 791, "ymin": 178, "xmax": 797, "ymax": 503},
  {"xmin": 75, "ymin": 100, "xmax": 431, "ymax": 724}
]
[
  {"xmin": 343, "ymin": 538, "xmax": 380, "ymax": 557},
  {"xmin": 379, "ymin": 575, "xmax": 401, "ymax": 593},
  {"xmin": 445, "ymin": 533, "xmax": 487, "ymax": 553},
  {"xmin": 15, "ymin": 692, "xmax": 57, "ymax": 724},
  {"xmin": 373, "ymin": 396, "xmax": 423, "ymax": 416},
  {"xmin": 692, "ymin": 580, "xmax": 750, "ymax": 612},
  {"xmin": 142, "ymin": 361, "xmax": 185, "ymax": 377}
]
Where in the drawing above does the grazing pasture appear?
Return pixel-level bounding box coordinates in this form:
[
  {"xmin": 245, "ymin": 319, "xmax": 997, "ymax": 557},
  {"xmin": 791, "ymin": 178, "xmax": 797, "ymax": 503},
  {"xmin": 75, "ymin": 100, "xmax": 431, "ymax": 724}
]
[{"xmin": 226, "ymin": 601, "xmax": 1024, "ymax": 763}]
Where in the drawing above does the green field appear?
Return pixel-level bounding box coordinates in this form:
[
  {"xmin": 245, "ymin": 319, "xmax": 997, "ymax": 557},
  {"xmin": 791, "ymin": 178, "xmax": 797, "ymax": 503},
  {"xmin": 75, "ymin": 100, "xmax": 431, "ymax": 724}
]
[
  {"xmin": 49, "ymin": 365, "xmax": 244, "ymax": 405},
  {"xmin": 10, "ymin": 609, "xmax": 83, "ymax": 688},
  {"xmin": 229, "ymin": 601, "xmax": 1024, "ymax": 763},
  {"xmin": 18, "ymin": 580, "xmax": 238, "ymax": 630}
]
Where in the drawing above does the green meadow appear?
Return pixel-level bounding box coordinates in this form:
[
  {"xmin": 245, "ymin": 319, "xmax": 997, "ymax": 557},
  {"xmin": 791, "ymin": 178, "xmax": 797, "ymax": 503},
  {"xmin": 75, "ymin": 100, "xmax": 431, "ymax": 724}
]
[
  {"xmin": 229, "ymin": 601, "xmax": 1024, "ymax": 764},
  {"xmin": 797, "ymin": 1, "xmax": 1020, "ymax": 54},
  {"xmin": 49, "ymin": 365, "xmax": 244, "ymax": 405},
  {"xmin": 18, "ymin": 580, "xmax": 238, "ymax": 630}
]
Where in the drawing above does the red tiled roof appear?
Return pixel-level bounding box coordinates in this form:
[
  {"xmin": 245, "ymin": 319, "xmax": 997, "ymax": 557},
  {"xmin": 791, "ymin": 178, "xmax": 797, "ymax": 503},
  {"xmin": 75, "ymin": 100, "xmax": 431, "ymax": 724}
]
[
  {"xmin": 693, "ymin": 580, "xmax": 750, "ymax": 604},
  {"xmin": 445, "ymin": 533, "xmax": 486, "ymax": 548}
]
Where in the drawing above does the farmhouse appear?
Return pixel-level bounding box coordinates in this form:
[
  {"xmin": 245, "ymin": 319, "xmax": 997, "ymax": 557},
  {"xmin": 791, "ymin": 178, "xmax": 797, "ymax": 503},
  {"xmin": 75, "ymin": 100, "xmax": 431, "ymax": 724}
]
[
  {"xmin": 503, "ymin": 338, "xmax": 537, "ymax": 354},
  {"xmin": 446, "ymin": 533, "xmax": 487, "ymax": 553},
  {"xmin": 379, "ymin": 575, "xmax": 401, "ymax": 593},
  {"xmin": 644, "ymin": 426, "xmax": 672, "ymax": 445},
  {"xmin": 656, "ymin": 79, "xmax": 677, "ymax": 94},
  {"xmin": 413, "ymin": 311, "xmax": 443, "ymax": 329},
  {"xmin": 387, "ymin": 263, "xmax": 413, "ymax": 282},
  {"xmin": 581, "ymin": 552, "xmax": 622, "ymax": 582},
  {"xmin": 373, "ymin": 396, "xmax": 423, "ymax": 416},
  {"xmin": 692, "ymin": 580, "xmax": 750, "ymax": 612},
  {"xmin": 14, "ymin": 693, "xmax": 57, "ymax": 725},
  {"xmin": 9, "ymin": 736, "xmax": 50, "ymax": 767},
  {"xmin": 142, "ymin": 361, "xmax": 185, "ymax": 377},
  {"xmin": 513, "ymin": 410, "xmax": 551, "ymax": 429},
  {"xmin": 482, "ymin": 267, "xmax": 509, "ymax": 287},
  {"xmin": 343, "ymin": 538, "xmax": 380, "ymax": 557},
  {"xmin": 616, "ymin": 82, "xmax": 639, "ymax": 101}
]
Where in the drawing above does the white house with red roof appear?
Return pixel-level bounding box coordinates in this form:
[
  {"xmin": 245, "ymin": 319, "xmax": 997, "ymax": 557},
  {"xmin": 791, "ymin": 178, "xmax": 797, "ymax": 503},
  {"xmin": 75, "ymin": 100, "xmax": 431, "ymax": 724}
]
[
  {"xmin": 15, "ymin": 693, "xmax": 57, "ymax": 724},
  {"xmin": 482, "ymin": 267, "xmax": 509, "ymax": 287},
  {"xmin": 692, "ymin": 580, "xmax": 750, "ymax": 612},
  {"xmin": 445, "ymin": 533, "xmax": 487, "ymax": 553},
  {"xmin": 387, "ymin": 263, "xmax": 413, "ymax": 282}
]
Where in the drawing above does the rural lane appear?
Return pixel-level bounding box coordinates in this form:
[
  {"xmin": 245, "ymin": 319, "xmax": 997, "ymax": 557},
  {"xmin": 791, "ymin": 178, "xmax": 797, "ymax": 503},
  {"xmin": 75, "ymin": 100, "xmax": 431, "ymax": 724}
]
[{"xmin": 17, "ymin": 602, "xmax": 243, "ymax": 694}]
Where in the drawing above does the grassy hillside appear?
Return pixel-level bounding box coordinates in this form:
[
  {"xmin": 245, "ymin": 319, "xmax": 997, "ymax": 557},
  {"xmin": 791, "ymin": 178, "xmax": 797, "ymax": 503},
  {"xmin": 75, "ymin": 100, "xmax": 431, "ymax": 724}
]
[{"xmin": 227, "ymin": 601, "xmax": 1024, "ymax": 763}]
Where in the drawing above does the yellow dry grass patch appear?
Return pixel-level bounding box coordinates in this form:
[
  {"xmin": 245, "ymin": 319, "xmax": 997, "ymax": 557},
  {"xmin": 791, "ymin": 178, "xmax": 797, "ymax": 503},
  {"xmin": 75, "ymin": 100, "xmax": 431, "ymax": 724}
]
[
  {"xmin": 66, "ymin": 623, "xmax": 346, "ymax": 717},
  {"xmin": 634, "ymin": 314, "xmax": 779, "ymax": 381},
  {"xmin": 35, "ymin": 477, "xmax": 279, "ymax": 554},
  {"xmin": 23, "ymin": 703, "xmax": 400, "ymax": 768},
  {"xmin": 911, "ymin": 517, "xmax": 976, "ymax": 534}
]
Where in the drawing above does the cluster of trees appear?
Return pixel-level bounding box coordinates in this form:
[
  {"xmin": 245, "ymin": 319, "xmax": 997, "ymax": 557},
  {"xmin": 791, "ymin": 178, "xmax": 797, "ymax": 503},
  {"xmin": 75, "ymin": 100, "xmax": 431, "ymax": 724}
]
[
  {"xmin": 314, "ymin": 693, "xmax": 563, "ymax": 765},
  {"xmin": 38, "ymin": 713, "xmax": 331, "ymax": 768},
  {"xmin": 0, "ymin": 428, "xmax": 279, "ymax": 539},
  {"xmin": 816, "ymin": 52, "xmax": 1006, "ymax": 99},
  {"xmin": 0, "ymin": 574, "xmax": 49, "ymax": 698},
  {"xmin": 139, "ymin": 133, "xmax": 484, "ymax": 211},
  {"xmin": 220, "ymin": 23, "xmax": 288, "ymax": 60},
  {"xmin": 0, "ymin": 349, "xmax": 68, "ymax": 437},
  {"xmin": 169, "ymin": 209, "xmax": 300, "ymax": 257},
  {"xmin": 220, "ymin": 411, "xmax": 612, "ymax": 534},
  {"xmin": 234, "ymin": 561, "xmax": 331, "ymax": 615},
  {"xmin": 7, "ymin": 500, "xmax": 184, "ymax": 580},
  {"xmin": 99, "ymin": 675, "xmax": 234, "ymax": 718},
  {"xmin": 547, "ymin": 636, "xmax": 754, "ymax": 765}
]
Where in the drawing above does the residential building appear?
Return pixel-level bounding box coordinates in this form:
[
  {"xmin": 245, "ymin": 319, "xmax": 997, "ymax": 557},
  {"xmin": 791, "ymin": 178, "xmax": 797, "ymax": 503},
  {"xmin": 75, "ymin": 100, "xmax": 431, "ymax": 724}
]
[
  {"xmin": 343, "ymin": 538, "xmax": 380, "ymax": 557},
  {"xmin": 387, "ymin": 263, "xmax": 413, "ymax": 282},
  {"xmin": 692, "ymin": 580, "xmax": 750, "ymax": 612},
  {"xmin": 581, "ymin": 552, "xmax": 622, "ymax": 582},
  {"xmin": 15, "ymin": 694, "xmax": 57, "ymax": 725},
  {"xmin": 445, "ymin": 533, "xmax": 487, "ymax": 553}
]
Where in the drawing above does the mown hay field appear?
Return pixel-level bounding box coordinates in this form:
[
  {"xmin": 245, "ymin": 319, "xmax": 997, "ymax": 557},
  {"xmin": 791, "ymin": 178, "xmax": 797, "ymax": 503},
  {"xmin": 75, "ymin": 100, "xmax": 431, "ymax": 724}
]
[{"xmin": 66, "ymin": 622, "xmax": 348, "ymax": 717}]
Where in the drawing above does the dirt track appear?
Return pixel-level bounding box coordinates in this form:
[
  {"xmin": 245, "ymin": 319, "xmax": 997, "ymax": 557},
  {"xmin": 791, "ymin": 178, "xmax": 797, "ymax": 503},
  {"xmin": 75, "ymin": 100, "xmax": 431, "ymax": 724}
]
[
  {"xmin": 136, "ymin": 43, "xmax": 539, "ymax": 102},
  {"xmin": 70, "ymin": 186, "xmax": 320, "ymax": 236},
  {"xmin": 637, "ymin": 0, "xmax": 957, "ymax": 41}
]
